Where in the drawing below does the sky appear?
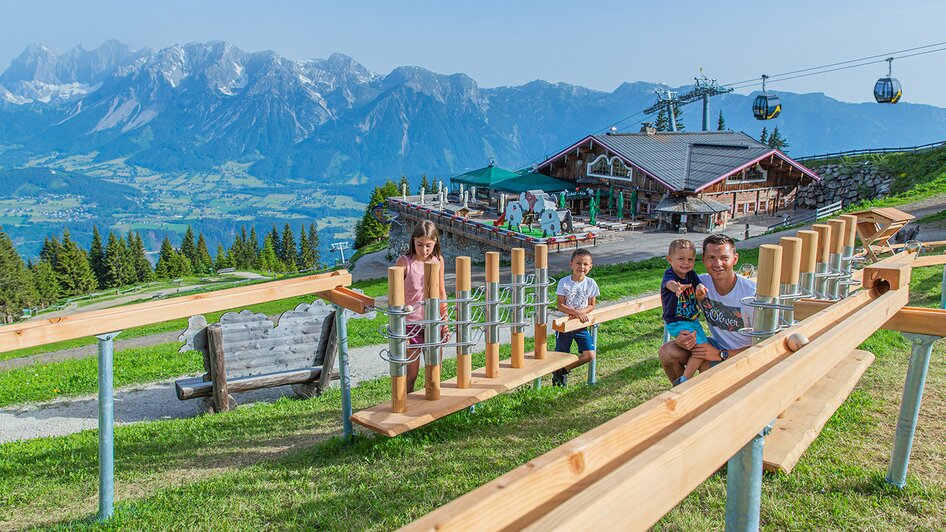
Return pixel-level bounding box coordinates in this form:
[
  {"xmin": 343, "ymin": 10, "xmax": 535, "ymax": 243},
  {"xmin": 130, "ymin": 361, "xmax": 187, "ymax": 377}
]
[{"xmin": 2, "ymin": 0, "xmax": 945, "ymax": 107}]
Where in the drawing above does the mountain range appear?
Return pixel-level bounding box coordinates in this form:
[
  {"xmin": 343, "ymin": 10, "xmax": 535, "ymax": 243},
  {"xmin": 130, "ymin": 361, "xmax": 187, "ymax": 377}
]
[{"xmin": 3, "ymin": 39, "xmax": 946, "ymax": 188}]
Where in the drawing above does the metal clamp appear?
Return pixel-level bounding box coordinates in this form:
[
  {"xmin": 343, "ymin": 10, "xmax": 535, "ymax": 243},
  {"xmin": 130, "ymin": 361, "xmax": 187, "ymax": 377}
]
[{"xmin": 740, "ymin": 296, "xmax": 795, "ymax": 312}]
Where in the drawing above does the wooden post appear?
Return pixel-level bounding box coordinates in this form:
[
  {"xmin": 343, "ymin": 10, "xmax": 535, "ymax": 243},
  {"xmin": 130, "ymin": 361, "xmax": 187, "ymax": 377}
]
[
  {"xmin": 812, "ymin": 224, "xmax": 832, "ymax": 264},
  {"xmin": 534, "ymin": 244, "xmax": 548, "ymax": 360},
  {"xmin": 388, "ymin": 266, "xmax": 407, "ymax": 413},
  {"xmin": 840, "ymin": 214, "xmax": 858, "ymax": 247},
  {"xmin": 206, "ymin": 324, "xmax": 232, "ymax": 413},
  {"xmin": 456, "ymin": 256, "xmax": 472, "ymax": 389},
  {"xmin": 797, "ymin": 230, "xmax": 818, "ymax": 274},
  {"xmin": 828, "ymin": 219, "xmax": 846, "ymax": 256},
  {"xmin": 424, "ymin": 261, "xmax": 441, "ymax": 401},
  {"xmin": 757, "ymin": 244, "xmax": 782, "ymax": 301},
  {"xmin": 485, "ymin": 252, "xmax": 500, "ymax": 378},
  {"xmin": 511, "ymin": 248, "xmax": 526, "ymax": 368},
  {"xmin": 778, "ymin": 237, "xmax": 802, "ymax": 286}
]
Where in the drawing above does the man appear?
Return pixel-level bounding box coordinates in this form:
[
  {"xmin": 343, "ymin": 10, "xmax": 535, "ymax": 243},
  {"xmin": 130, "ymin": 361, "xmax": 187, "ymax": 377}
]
[{"xmin": 657, "ymin": 234, "xmax": 756, "ymax": 384}]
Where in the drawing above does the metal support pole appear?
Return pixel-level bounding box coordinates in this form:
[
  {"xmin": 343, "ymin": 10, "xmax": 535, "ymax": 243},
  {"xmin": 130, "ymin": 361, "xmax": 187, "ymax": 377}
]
[
  {"xmin": 885, "ymin": 332, "xmax": 939, "ymax": 487},
  {"xmin": 813, "ymin": 262, "xmax": 828, "ymax": 300},
  {"xmin": 587, "ymin": 325, "xmax": 599, "ymax": 386},
  {"xmin": 96, "ymin": 330, "xmax": 121, "ymax": 520},
  {"xmin": 667, "ymin": 101, "xmax": 677, "ymax": 132},
  {"xmin": 779, "ymin": 282, "xmax": 797, "ymax": 325},
  {"xmin": 335, "ymin": 306, "xmax": 353, "ymax": 440},
  {"xmin": 423, "ymin": 292, "xmax": 441, "ymax": 400},
  {"xmin": 839, "ymin": 245, "xmax": 855, "ymax": 298},
  {"xmin": 702, "ymin": 93, "xmax": 710, "ymax": 131},
  {"xmin": 826, "ymin": 252, "xmax": 842, "ymax": 300},
  {"xmin": 799, "ymin": 272, "xmax": 815, "ymax": 299},
  {"xmin": 940, "ymin": 265, "xmax": 945, "ymax": 310},
  {"xmin": 485, "ymin": 252, "xmax": 500, "ymax": 378}
]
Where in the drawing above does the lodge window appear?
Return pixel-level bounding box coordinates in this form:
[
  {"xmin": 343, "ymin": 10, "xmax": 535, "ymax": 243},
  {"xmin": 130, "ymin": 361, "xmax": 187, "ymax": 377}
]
[{"xmin": 727, "ymin": 163, "xmax": 768, "ymax": 184}]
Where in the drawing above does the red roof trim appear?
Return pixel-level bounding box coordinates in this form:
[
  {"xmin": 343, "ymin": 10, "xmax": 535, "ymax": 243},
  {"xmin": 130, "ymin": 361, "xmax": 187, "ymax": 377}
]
[{"xmin": 693, "ymin": 149, "xmax": 822, "ymax": 192}]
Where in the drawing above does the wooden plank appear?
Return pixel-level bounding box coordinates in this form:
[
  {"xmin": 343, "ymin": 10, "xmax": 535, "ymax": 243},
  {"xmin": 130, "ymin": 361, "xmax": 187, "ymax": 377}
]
[
  {"xmin": 207, "ymin": 324, "xmax": 232, "ymax": 413},
  {"xmin": 176, "ymin": 367, "xmax": 323, "ymax": 399},
  {"xmin": 314, "ymin": 286, "xmax": 375, "ymax": 314},
  {"xmin": 796, "ymin": 301, "xmax": 946, "ymax": 336},
  {"xmin": 552, "ymin": 293, "xmax": 662, "ymax": 333},
  {"xmin": 763, "ymin": 349, "xmax": 875, "ymax": 473},
  {"xmin": 861, "ymin": 252, "xmax": 915, "ymax": 291},
  {"xmin": 521, "ymin": 289, "xmax": 907, "ymax": 531},
  {"xmin": 404, "ymin": 290, "xmax": 878, "ymax": 532},
  {"xmin": 913, "ymin": 254, "xmax": 946, "ymax": 268},
  {"xmin": 352, "ymin": 351, "xmax": 576, "ymax": 437},
  {"xmin": 0, "ymin": 270, "xmax": 352, "ymax": 353}
]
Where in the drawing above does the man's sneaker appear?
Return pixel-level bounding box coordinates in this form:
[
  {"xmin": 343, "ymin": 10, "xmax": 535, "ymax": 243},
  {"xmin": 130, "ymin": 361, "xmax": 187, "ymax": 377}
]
[
  {"xmin": 552, "ymin": 368, "xmax": 569, "ymax": 387},
  {"xmin": 673, "ymin": 375, "xmax": 688, "ymax": 387}
]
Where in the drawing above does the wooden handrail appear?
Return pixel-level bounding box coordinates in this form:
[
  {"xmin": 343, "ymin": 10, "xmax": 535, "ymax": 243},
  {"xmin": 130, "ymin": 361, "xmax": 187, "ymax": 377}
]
[
  {"xmin": 0, "ymin": 270, "xmax": 354, "ymax": 354},
  {"xmin": 552, "ymin": 293, "xmax": 662, "ymax": 333}
]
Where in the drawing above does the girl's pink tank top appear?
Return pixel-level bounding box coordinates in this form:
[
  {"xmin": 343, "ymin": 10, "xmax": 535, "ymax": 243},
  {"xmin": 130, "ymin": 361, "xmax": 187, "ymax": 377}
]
[{"xmin": 402, "ymin": 254, "xmax": 442, "ymax": 321}]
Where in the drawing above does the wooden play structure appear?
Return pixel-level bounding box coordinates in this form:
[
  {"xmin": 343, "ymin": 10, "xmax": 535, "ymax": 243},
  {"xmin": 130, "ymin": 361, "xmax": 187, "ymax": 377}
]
[
  {"xmin": 850, "ymin": 206, "xmax": 915, "ymax": 261},
  {"xmin": 0, "ymin": 270, "xmax": 374, "ymax": 520},
  {"xmin": 405, "ymin": 216, "xmax": 946, "ymax": 531},
  {"xmin": 350, "ymin": 244, "xmax": 578, "ymax": 437}
]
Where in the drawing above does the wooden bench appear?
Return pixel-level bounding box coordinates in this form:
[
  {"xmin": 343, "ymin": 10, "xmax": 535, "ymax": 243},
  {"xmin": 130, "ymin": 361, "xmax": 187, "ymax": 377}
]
[{"xmin": 175, "ymin": 297, "xmax": 371, "ymax": 412}]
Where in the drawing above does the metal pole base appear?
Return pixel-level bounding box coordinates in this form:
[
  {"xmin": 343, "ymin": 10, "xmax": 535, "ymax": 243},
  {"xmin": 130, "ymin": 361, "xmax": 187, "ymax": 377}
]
[
  {"xmin": 885, "ymin": 333, "xmax": 939, "ymax": 488},
  {"xmin": 335, "ymin": 306, "xmax": 353, "ymax": 441},
  {"xmin": 96, "ymin": 331, "xmax": 122, "ymax": 521},
  {"xmin": 725, "ymin": 425, "xmax": 771, "ymax": 531}
]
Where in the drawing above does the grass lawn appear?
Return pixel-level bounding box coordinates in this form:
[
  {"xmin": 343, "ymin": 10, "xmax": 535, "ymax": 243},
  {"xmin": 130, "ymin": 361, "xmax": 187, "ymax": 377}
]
[{"xmin": 0, "ymin": 253, "xmax": 943, "ymax": 529}]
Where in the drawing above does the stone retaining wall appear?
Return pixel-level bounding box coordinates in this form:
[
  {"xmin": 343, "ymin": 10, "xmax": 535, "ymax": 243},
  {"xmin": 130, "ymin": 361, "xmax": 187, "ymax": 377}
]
[{"xmin": 797, "ymin": 160, "xmax": 893, "ymax": 208}]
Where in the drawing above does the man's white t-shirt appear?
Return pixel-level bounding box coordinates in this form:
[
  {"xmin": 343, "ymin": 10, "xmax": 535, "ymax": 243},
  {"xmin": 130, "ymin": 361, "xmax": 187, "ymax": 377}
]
[
  {"xmin": 698, "ymin": 273, "xmax": 756, "ymax": 350},
  {"xmin": 557, "ymin": 275, "xmax": 600, "ymax": 310}
]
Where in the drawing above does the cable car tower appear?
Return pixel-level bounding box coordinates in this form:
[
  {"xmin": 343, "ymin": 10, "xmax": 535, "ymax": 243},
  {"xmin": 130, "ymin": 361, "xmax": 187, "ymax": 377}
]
[{"xmin": 643, "ymin": 74, "xmax": 734, "ymax": 131}]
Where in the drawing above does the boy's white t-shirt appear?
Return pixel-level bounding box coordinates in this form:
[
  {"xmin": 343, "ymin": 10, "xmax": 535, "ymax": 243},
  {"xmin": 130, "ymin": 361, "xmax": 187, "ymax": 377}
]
[
  {"xmin": 557, "ymin": 275, "xmax": 600, "ymax": 310},
  {"xmin": 698, "ymin": 273, "xmax": 756, "ymax": 350}
]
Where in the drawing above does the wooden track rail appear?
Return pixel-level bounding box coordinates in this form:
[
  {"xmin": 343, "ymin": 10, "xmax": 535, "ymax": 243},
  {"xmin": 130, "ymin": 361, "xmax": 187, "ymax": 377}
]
[
  {"xmin": 405, "ymin": 288, "xmax": 900, "ymax": 531},
  {"xmin": 0, "ymin": 270, "xmax": 355, "ymax": 354}
]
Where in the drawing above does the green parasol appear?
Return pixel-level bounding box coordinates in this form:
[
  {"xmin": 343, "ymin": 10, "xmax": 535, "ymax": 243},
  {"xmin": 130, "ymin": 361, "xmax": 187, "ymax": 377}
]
[
  {"xmin": 607, "ymin": 186, "xmax": 614, "ymax": 210},
  {"xmin": 589, "ymin": 196, "xmax": 598, "ymax": 225},
  {"xmin": 558, "ymin": 191, "xmax": 566, "ymax": 208},
  {"xmin": 617, "ymin": 191, "xmax": 624, "ymax": 219},
  {"xmin": 630, "ymin": 189, "xmax": 638, "ymax": 219},
  {"xmin": 595, "ymin": 189, "xmax": 601, "ymax": 213}
]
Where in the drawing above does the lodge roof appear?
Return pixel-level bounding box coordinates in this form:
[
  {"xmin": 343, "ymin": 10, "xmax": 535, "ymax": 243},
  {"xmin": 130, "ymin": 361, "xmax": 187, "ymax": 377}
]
[{"xmin": 537, "ymin": 130, "xmax": 820, "ymax": 192}]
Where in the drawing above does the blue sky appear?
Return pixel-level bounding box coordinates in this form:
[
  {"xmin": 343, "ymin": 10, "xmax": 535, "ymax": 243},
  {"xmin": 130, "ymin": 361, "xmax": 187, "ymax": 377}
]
[{"xmin": 3, "ymin": 0, "xmax": 945, "ymax": 106}]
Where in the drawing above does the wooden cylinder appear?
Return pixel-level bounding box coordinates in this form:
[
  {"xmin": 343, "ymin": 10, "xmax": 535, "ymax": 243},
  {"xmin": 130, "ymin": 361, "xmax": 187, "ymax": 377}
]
[
  {"xmin": 812, "ymin": 224, "xmax": 832, "ymax": 263},
  {"xmin": 486, "ymin": 343, "xmax": 499, "ymax": 378},
  {"xmin": 511, "ymin": 248, "xmax": 525, "ymax": 275},
  {"xmin": 534, "ymin": 325, "xmax": 547, "ymax": 360},
  {"xmin": 828, "ymin": 219, "xmax": 845, "ymax": 254},
  {"xmin": 391, "ymin": 375, "xmax": 407, "ymax": 413},
  {"xmin": 535, "ymin": 244, "xmax": 548, "ymax": 269},
  {"xmin": 388, "ymin": 266, "xmax": 405, "ymax": 306},
  {"xmin": 757, "ymin": 244, "xmax": 783, "ymax": 298},
  {"xmin": 486, "ymin": 252, "xmax": 499, "ymax": 283},
  {"xmin": 423, "ymin": 261, "xmax": 440, "ymax": 298},
  {"xmin": 778, "ymin": 237, "xmax": 802, "ymax": 285},
  {"xmin": 797, "ymin": 230, "xmax": 818, "ymax": 273},
  {"xmin": 511, "ymin": 332, "xmax": 525, "ymax": 368},
  {"xmin": 425, "ymin": 365, "xmax": 441, "ymax": 400},
  {"xmin": 840, "ymin": 214, "xmax": 858, "ymax": 247},
  {"xmin": 456, "ymin": 256, "xmax": 471, "ymax": 291}
]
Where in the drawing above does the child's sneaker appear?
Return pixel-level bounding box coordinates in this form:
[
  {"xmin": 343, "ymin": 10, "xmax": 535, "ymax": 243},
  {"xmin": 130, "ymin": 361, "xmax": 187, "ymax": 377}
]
[
  {"xmin": 552, "ymin": 368, "xmax": 569, "ymax": 387},
  {"xmin": 673, "ymin": 376, "xmax": 688, "ymax": 387}
]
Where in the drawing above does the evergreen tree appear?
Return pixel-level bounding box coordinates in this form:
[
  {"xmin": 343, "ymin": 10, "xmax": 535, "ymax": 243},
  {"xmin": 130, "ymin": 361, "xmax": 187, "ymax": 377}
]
[
  {"xmin": 767, "ymin": 126, "xmax": 790, "ymax": 152},
  {"xmin": 40, "ymin": 235, "xmax": 63, "ymax": 269},
  {"xmin": 30, "ymin": 260, "xmax": 60, "ymax": 309},
  {"xmin": 354, "ymin": 186, "xmax": 389, "ymax": 248},
  {"xmin": 180, "ymin": 226, "xmax": 197, "ymax": 266},
  {"xmin": 672, "ymin": 102, "xmax": 685, "ymax": 131},
  {"xmin": 398, "ymin": 175, "xmax": 410, "ymax": 195},
  {"xmin": 298, "ymin": 226, "xmax": 312, "ymax": 271},
  {"xmin": 214, "ymin": 244, "xmax": 233, "ymax": 270},
  {"xmin": 54, "ymin": 230, "xmax": 97, "ymax": 297},
  {"xmin": 280, "ymin": 224, "xmax": 297, "ymax": 272},
  {"xmin": 655, "ymin": 107, "xmax": 669, "ymax": 132},
  {"xmin": 419, "ymin": 174, "xmax": 431, "ymax": 194},
  {"xmin": 759, "ymin": 127, "xmax": 768, "ymax": 144},
  {"xmin": 104, "ymin": 232, "xmax": 135, "ymax": 288},
  {"xmin": 269, "ymin": 226, "xmax": 282, "ymax": 262},
  {"xmin": 380, "ymin": 179, "xmax": 399, "ymax": 198},
  {"xmin": 88, "ymin": 226, "xmax": 106, "ymax": 289},
  {"xmin": 229, "ymin": 227, "xmax": 248, "ymax": 269},
  {"xmin": 128, "ymin": 232, "xmax": 155, "ymax": 283},
  {"xmin": 0, "ymin": 227, "xmax": 36, "ymax": 322},
  {"xmin": 717, "ymin": 110, "xmax": 727, "ymax": 131},
  {"xmin": 308, "ymin": 222, "xmax": 321, "ymax": 268},
  {"xmin": 195, "ymin": 233, "xmax": 213, "ymax": 274},
  {"xmin": 155, "ymin": 236, "xmax": 179, "ymax": 280},
  {"xmin": 258, "ymin": 234, "xmax": 283, "ymax": 275}
]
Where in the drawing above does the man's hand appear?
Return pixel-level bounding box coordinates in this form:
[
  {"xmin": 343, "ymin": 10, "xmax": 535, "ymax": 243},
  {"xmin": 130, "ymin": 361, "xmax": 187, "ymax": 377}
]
[
  {"xmin": 691, "ymin": 342, "xmax": 722, "ymax": 361},
  {"xmin": 674, "ymin": 330, "xmax": 696, "ymax": 350}
]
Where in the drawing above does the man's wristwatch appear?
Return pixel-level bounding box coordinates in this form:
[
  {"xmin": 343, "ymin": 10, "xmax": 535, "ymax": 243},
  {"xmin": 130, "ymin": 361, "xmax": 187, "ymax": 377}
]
[{"xmin": 719, "ymin": 350, "xmax": 730, "ymax": 361}]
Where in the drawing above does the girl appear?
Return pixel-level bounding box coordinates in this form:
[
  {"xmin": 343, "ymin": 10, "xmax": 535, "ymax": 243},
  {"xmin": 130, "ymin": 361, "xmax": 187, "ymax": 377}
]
[{"xmin": 396, "ymin": 220, "xmax": 448, "ymax": 393}]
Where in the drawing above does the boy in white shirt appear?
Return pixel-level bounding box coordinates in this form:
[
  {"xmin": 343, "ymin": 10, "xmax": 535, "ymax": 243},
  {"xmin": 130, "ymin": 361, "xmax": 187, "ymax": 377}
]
[{"xmin": 552, "ymin": 248, "xmax": 600, "ymax": 386}]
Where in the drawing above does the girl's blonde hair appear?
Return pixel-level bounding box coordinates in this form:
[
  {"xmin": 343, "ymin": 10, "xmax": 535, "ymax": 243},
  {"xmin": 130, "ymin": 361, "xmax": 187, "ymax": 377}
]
[{"xmin": 408, "ymin": 220, "xmax": 442, "ymax": 259}]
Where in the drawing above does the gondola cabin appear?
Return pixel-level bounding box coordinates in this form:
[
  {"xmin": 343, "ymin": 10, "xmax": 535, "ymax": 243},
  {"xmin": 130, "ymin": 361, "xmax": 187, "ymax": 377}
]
[
  {"xmin": 753, "ymin": 93, "xmax": 781, "ymax": 120},
  {"xmin": 874, "ymin": 77, "xmax": 902, "ymax": 104}
]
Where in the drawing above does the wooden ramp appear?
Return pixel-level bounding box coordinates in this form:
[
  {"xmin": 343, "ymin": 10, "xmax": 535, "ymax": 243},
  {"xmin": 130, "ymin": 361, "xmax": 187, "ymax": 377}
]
[
  {"xmin": 763, "ymin": 349, "xmax": 875, "ymax": 473},
  {"xmin": 351, "ymin": 351, "xmax": 575, "ymax": 437}
]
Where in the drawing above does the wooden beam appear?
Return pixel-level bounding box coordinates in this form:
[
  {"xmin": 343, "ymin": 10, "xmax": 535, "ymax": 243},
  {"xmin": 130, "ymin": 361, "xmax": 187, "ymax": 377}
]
[
  {"xmin": 520, "ymin": 289, "xmax": 907, "ymax": 531},
  {"xmin": 315, "ymin": 286, "xmax": 375, "ymax": 314},
  {"xmin": 0, "ymin": 270, "xmax": 352, "ymax": 354},
  {"xmin": 795, "ymin": 300, "xmax": 946, "ymax": 336},
  {"xmin": 405, "ymin": 290, "xmax": 878, "ymax": 531},
  {"xmin": 912, "ymin": 254, "xmax": 946, "ymax": 268},
  {"xmin": 861, "ymin": 251, "xmax": 916, "ymax": 291},
  {"xmin": 763, "ymin": 349, "xmax": 874, "ymax": 473},
  {"xmin": 552, "ymin": 293, "xmax": 662, "ymax": 332}
]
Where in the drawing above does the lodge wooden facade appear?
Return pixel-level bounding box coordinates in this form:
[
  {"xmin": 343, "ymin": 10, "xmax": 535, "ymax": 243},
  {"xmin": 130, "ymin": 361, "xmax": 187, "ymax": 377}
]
[{"xmin": 535, "ymin": 130, "xmax": 820, "ymax": 232}]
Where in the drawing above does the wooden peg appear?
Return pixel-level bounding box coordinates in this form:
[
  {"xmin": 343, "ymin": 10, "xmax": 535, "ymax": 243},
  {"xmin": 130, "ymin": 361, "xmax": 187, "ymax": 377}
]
[
  {"xmin": 828, "ymin": 219, "xmax": 845, "ymax": 255},
  {"xmin": 840, "ymin": 215, "xmax": 858, "ymax": 247},
  {"xmin": 423, "ymin": 261, "xmax": 440, "ymax": 299},
  {"xmin": 778, "ymin": 237, "xmax": 802, "ymax": 286},
  {"xmin": 388, "ymin": 266, "xmax": 405, "ymax": 306},
  {"xmin": 797, "ymin": 230, "xmax": 818, "ymax": 273},
  {"xmin": 812, "ymin": 224, "xmax": 831, "ymax": 263},
  {"xmin": 757, "ymin": 244, "xmax": 783, "ymax": 299},
  {"xmin": 456, "ymin": 256, "xmax": 471, "ymax": 389},
  {"xmin": 534, "ymin": 244, "xmax": 548, "ymax": 360}
]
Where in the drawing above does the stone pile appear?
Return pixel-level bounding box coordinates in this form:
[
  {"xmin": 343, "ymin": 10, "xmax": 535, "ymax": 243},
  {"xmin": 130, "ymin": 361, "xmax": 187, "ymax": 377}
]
[{"xmin": 796, "ymin": 160, "xmax": 893, "ymax": 208}]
